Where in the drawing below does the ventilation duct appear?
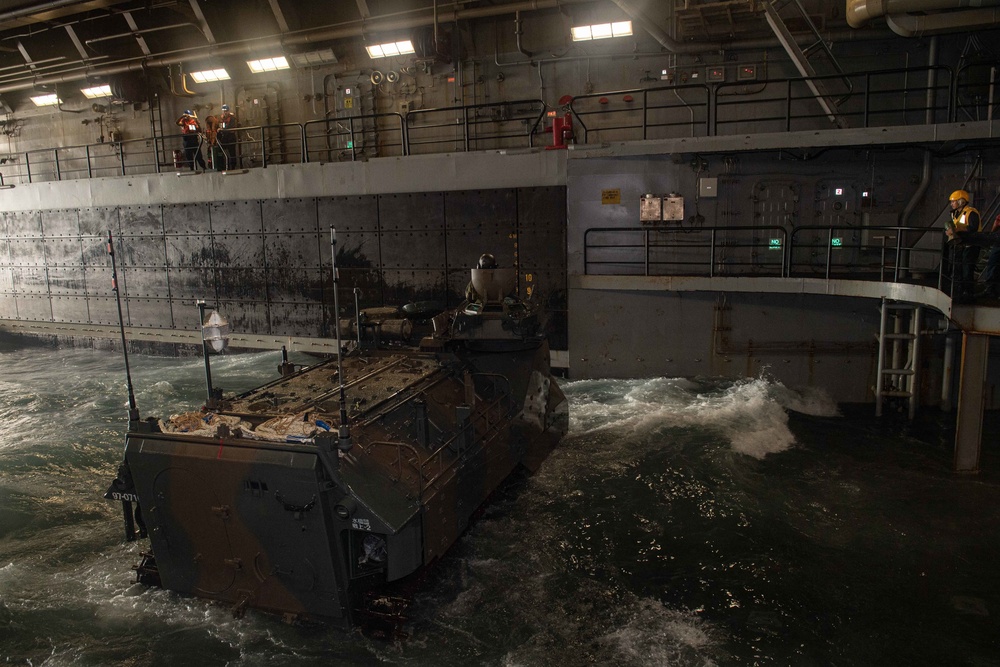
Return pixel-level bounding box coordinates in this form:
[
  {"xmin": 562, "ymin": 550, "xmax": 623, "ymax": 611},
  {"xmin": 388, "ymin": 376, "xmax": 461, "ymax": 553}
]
[
  {"xmin": 886, "ymin": 6, "xmax": 1000, "ymax": 35},
  {"xmin": 846, "ymin": 0, "xmax": 1000, "ymax": 33}
]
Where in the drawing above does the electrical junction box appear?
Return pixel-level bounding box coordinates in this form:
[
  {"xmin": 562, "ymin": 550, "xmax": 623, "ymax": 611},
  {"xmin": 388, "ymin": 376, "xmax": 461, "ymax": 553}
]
[
  {"xmin": 707, "ymin": 67, "xmax": 725, "ymax": 82},
  {"xmin": 640, "ymin": 194, "xmax": 662, "ymax": 223},
  {"xmin": 738, "ymin": 64, "xmax": 757, "ymax": 81},
  {"xmin": 699, "ymin": 177, "xmax": 718, "ymax": 198},
  {"xmin": 664, "ymin": 194, "xmax": 684, "ymax": 221}
]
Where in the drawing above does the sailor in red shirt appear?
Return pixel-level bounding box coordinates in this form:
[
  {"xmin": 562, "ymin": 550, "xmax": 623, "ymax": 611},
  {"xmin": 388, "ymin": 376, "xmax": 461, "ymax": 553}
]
[
  {"xmin": 176, "ymin": 110, "xmax": 206, "ymax": 171},
  {"xmin": 216, "ymin": 104, "xmax": 238, "ymax": 170}
]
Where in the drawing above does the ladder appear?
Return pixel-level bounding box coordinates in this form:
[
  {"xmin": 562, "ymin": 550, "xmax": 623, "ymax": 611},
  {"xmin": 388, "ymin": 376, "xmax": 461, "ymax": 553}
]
[
  {"xmin": 148, "ymin": 92, "xmax": 166, "ymax": 173},
  {"xmin": 761, "ymin": 0, "xmax": 853, "ymax": 129},
  {"xmin": 875, "ymin": 299, "xmax": 923, "ymax": 418}
]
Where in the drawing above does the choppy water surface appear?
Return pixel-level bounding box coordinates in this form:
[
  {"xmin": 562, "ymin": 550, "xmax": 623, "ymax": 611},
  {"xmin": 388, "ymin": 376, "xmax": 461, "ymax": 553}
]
[{"xmin": 1, "ymin": 338, "xmax": 999, "ymax": 666}]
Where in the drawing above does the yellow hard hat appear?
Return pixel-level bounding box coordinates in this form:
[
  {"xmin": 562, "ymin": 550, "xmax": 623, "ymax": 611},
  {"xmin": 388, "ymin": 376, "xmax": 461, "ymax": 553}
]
[{"xmin": 950, "ymin": 190, "xmax": 971, "ymax": 202}]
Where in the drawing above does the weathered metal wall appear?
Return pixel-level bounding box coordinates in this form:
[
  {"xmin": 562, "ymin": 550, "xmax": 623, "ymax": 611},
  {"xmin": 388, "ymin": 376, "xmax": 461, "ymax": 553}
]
[
  {"xmin": 568, "ymin": 286, "xmax": 886, "ymax": 403},
  {"xmin": 0, "ymin": 186, "xmax": 567, "ymax": 346},
  {"xmin": 560, "ymin": 144, "xmax": 1000, "ymax": 402}
]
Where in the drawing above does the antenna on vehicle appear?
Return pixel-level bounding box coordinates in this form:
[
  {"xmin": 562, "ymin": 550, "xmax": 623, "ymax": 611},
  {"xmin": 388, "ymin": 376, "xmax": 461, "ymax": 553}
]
[
  {"xmin": 353, "ymin": 287, "xmax": 362, "ymax": 348},
  {"xmin": 330, "ymin": 227, "xmax": 352, "ymax": 453},
  {"xmin": 107, "ymin": 230, "xmax": 139, "ymax": 428}
]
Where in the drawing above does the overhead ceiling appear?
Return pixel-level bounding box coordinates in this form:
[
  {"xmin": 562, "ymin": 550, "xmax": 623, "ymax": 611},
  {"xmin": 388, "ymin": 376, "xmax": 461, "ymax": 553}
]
[{"xmin": 0, "ymin": 0, "xmax": 996, "ymax": 105}]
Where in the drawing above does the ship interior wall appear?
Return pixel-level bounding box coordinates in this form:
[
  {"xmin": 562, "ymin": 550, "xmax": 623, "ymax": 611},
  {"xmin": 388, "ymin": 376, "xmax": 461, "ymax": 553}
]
[
  {"xmin": 0, "ymin": 186, "xmax": 568, "ymax": 349},
  {"xmin": 565, "ymin": 146, "xmax": 1000, "ymax": 405}
]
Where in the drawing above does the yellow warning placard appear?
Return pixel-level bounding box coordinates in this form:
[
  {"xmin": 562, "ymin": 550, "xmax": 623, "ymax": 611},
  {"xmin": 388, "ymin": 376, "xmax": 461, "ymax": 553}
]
[{"xmin": 602, "ymin": 189, "xmax": 621, "ymax": 205}]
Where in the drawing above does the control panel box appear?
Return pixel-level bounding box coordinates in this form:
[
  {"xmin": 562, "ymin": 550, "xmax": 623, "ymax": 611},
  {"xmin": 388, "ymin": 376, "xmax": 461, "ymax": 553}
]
[{"xmin": 664, "ymin": 194, "xmax": 684, "ymax": 221}]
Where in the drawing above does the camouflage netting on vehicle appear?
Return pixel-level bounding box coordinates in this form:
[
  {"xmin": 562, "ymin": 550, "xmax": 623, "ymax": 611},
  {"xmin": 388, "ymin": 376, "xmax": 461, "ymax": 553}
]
[
  {"xmin": 158, "ymin": 410, "xmax": 330, "ymax": 442},
  {"xmin": 254, "ymin": 412, "xmax": 329, "ymax": 440},
  {"xmin": 158, "ymin": 412, "xmax": 253, "ymax": 438}
]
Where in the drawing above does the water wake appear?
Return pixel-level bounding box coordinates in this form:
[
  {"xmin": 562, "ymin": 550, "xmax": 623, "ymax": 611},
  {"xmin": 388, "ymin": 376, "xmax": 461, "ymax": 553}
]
[{"xmin": 565, "ymin": 374, "xmax": 838, "ymax": 459}]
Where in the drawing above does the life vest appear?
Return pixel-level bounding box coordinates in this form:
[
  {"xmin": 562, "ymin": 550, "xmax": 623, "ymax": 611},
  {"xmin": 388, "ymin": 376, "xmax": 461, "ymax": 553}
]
[
  {"xmin": 179, "ymin": 116, "xmax": 200, "ymax": 134},
  {"xmin": 951, "ymin": 205, "xmax": 981, "ymax": 233},
  {"xmin": 219, "ymin": 113, "xmax": 234, "ymax": 129}
]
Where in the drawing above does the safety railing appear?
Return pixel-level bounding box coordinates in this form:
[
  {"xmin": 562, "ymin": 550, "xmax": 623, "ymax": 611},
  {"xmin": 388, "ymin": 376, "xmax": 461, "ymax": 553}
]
[
  {"xmin": 303, "ymin": 112, "xmax": 407, "ymax": 162},
  {"xmin": 570, "ymin": 84, "xmax": 712, "ymax": 143},
  {"xmin": 584, "ymin": 224, "xmax": 947, "ymax": 290},
  {"xmin": 584, "ymin": 226, "xmax": 789, "ymax": 277},
  {"xmin": 0, "ymin": 66, "xmax": 975, "ymax": 186},
  {"xmin": 405, "ymin": 99, "xmax": 547, "ymax": 155},
  {"xmin": 714, "ymin": 66, "xmax": 954, "ymax": 135}
]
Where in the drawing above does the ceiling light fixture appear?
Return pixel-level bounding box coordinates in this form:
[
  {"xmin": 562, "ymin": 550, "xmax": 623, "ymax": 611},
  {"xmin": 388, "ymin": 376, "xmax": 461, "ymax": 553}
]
[
  {"xmin": 571, "ymin": 21, "xmax": 632, "ymax": 41},
  {"xmin": 247, "ymin": 56, "xmax": 289, "ymax": 73},
  {"xmin": 81, "ymin": 84, "xmax": 112, "ymax": 99},
  {"xmin": 366, "ymin": 40, "xmax": 415, "ymax": 59},
  {"xmin": 30, "ymin": 93, "xmax": 60, "ymax": 106},
  {"xmin": 189, "ymin": 68, "xmax": 230, "ymax": 83},
  {"xmin": 288, "ymin": 48, "xmax": 338, "ymax": 68}
]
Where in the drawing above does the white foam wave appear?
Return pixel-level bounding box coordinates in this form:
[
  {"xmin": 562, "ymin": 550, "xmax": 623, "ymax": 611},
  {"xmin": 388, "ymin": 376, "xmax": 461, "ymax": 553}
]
[
  {"xmin": 564, "ymin": 374, "xmax": 839, "ymax": 459},
  {"xmin": 597, "ymin": 598, "xmax": 719, "ymax": 666}
]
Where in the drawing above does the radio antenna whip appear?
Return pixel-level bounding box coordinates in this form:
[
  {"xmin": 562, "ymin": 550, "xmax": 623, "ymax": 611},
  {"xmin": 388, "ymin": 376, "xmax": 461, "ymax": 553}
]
[
  {"xmin": 107, "ymin": 230, "xmax": 139, "ymax": 427},
  {"xmin": 330, "ymin": 227, "xmax": 352, "ymax": 452}
]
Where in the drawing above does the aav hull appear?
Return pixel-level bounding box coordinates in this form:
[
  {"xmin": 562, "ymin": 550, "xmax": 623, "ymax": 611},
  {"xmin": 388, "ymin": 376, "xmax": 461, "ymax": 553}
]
[{"xmin": 108, "ymin": 301, "xmax": 567, "ymax": 628}]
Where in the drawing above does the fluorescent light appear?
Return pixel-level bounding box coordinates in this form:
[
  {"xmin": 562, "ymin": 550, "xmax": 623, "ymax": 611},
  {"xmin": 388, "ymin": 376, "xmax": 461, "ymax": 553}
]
[
  {"xmin": 571, "ymin": 20, "xmax": 633, "ymax": 41},
  {"xmin": 189, "ymin": 68, "xmax": 230, "ymax": 83},
  {"xmin": 247, "ymin": 56, "xmax": 289, "ymax": 73},
  {"xmin": 30, "ymin": 94, "xmax": 59, "ymax": 106},
  {"xmin": 288, "ymin": 48, "xmax": 338, "ymax": 67},
  {"xmin": 81, "ymin": 84, "xmax": 112, "ymax": 99},
  {"xmin": 591, "ymin": 23, "xmax": 613, "ymax": 39},
  {"xmin": 612, "ymin": 21, "xmax": 633, "ymax": 37},
  {"xmin": 366, "ymin": 40, "xmax": 415, "ymax": 59}
]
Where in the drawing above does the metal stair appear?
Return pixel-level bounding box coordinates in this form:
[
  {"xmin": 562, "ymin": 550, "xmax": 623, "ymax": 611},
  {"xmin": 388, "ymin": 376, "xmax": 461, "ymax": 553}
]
[
  {"xmin": 875, "ymin": 299, "xmax": 923, "ymax": 418},
  {"xmin": 761, "ymin": 0, "xmax": 853, "ymax": 129}
]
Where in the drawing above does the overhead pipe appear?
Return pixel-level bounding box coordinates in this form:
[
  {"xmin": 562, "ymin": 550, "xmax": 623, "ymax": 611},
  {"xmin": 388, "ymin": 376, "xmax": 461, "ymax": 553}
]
[
  {"xmin": 846, "ymin": 0, "xmax": 1000, "ymax": 29},
  {"xmin": 611, "ymin": 0, "xmax": 686, "ymax": 52},
  {"xmin": 0, "ymin": 0, "xmax": 897, "ymax": 94},
  {"xmin": 167, "ymin": 64, "xmax": 196, "ymax": 97},
  {"xmin": 614, "ymin": 0, "xmax": 891, "ymax": 55},
  {"xmin": 0, "ymin": 0, "xmax": 591, "ymax": 95},
  {"xmin": 0, "ymin": 0, "xmax": 113, "ymax": 24},
  {"xmin": 899, "ymin": 36, "xmax": 938, "ymax": 227},
  {"xmin": 886, "ymin": 7, "xmax": 1000, "ymax": 35},
  {"xmin": 84, "ymin": 22, "xmax": 201, "ymax": 48},
  {"xmin": 514, "ymin": 11, "xmax": 533, "ymax": 59}
]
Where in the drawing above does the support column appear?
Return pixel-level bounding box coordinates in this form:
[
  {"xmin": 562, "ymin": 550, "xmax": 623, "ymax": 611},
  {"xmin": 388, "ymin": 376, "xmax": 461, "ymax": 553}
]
[{"xmin": 954, "ymin": 332, "xmax": 989, "ymax": 472}]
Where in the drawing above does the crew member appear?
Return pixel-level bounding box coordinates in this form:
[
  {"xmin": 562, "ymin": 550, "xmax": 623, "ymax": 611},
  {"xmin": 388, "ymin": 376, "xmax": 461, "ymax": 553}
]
[
  {"xmin": 176, "ymin": 110, "xmax": 206, "ymax": 171},
  {"xmin": 945, "ymin": 189, "xmax": 981, "ymax": 302},
  {"xmin": 217, "ymin": 104, "xmax": 238, "ymax": 170},
  {"xmin": 466, "ymin": 253, "xmax": 497, "ymax": 303},
  {"xmin": 203, "ymin": 114, "xmax": 224, "ymax": 171}
]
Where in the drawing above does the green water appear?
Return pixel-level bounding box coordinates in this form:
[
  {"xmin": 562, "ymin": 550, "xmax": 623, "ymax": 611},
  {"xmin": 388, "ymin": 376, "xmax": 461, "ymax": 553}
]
[{"xmin": 1, "ymin": 338, "xmax": 998, "ymax": 666}]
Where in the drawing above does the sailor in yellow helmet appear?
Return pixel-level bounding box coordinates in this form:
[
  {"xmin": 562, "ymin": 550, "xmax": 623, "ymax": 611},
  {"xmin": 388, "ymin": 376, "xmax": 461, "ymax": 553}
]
[{"xmin": 945, "ymin": 189, "xmax": 981, "ymax": 302}]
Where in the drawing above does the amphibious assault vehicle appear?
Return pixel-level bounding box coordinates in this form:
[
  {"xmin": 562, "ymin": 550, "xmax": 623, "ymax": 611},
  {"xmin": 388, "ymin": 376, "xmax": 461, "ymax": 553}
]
[{"xmin": 105, "ymin": 263, "xmax": 567, "ymax": 629}]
